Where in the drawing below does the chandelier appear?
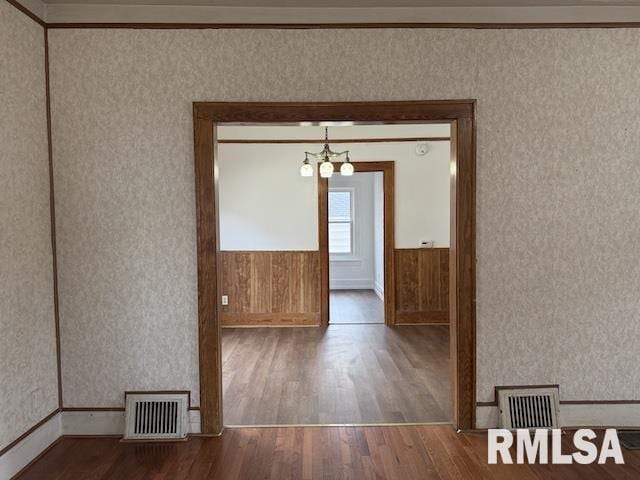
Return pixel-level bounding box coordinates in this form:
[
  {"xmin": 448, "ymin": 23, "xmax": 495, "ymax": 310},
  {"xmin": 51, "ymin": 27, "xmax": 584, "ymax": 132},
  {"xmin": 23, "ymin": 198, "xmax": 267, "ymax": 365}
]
[{"xmin": 300, "ymin": 127, "xmax": 353, "ymax": 178}]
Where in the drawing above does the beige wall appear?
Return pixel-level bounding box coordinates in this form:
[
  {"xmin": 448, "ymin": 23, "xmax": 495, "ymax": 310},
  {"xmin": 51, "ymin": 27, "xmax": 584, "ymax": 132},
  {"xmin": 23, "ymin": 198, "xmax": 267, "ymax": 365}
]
[
  {"xmin": 0, "ymin": 2, "xmax": 58, "ymax": 450},
  {"xmin": 47, "ymin": 28, "xmax": 640, "ymax": 412}
]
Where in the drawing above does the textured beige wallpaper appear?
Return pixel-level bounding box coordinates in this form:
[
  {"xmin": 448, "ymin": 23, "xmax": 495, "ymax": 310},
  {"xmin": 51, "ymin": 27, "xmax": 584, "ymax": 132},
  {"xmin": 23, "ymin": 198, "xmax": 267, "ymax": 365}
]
[
  {"xmin": 0, "ymin": 2, "xmax": 58, "ymax": 450},
  {"xmin": 47, "ymin": 28, "xmax": 640, "ymax": 410}
]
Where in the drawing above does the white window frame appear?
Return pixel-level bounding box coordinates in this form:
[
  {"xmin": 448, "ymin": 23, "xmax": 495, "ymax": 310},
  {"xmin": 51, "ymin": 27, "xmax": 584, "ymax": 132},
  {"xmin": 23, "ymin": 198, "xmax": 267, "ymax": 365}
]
[{"xmin": 328, "ymin": 187, "xmax": 355, "ymax": 257}]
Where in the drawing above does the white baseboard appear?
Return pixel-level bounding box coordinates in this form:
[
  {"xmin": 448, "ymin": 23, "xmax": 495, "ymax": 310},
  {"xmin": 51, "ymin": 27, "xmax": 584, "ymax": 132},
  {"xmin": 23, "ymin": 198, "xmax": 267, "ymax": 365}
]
[
  {"xmin": 374, "ymin": 281, "xmax": 384, "ymax": 301},
  {"xmin": 61, "ymin": 411, "xmax": 125, "ymax": 436},
  {"xmin": 60, "ymin": 409, "xmax": 202, "ymax": 436},
  {"xmin": 476, "ymin": 403, "xmax": 640, "ymax": 429},
  {"xmin": 560, "ymin": 403, "xmax": 640, "ymax": 428},
  {"xmin": 0, "ymin": 411, "xmax": 61, "ymax": 480},
  {"xmin": 329, "ymin": 278, "xmax": 374, "ymax": 290},
  {"xmin": 475, "ymin": 405, "xmax": 500, "ymax": 429},
  {"xmin": 0, "ymin": 409, "xmax": 201, "ymax": 477},
  {"xmin": 188, "ymin": 410, "xmax": 201, "ymax": 434}
]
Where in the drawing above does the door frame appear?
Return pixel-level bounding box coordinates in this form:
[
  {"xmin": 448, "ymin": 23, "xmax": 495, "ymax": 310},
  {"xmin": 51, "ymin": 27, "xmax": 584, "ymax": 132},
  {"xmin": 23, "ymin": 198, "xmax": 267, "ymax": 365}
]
[
  {"xmin": 193, "ymin": 100, "xmax": 476, "ymax": 434},
  {"xmin": 318, "ymin": 161, "xmax": 395, "ymax": 326}
]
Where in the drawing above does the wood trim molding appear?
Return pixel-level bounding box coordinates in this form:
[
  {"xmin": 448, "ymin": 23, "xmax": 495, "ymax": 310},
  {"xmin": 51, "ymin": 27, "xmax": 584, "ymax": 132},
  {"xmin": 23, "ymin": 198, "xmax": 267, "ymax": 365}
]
[
  {"xmin": 220, "ymin": 249, "xmax": 317, "ymax": 253},
  {"xmin": 477, "ymin": 384, "xmax": 561, "ymax": 406},
  {"xmin": 317, "ymin": 176, "xmax": 329, "ymax": 326},
  {"xmin": 448, "ymin": 113, "xmax": 476, "ymax": 431},
  {"xmin": 0, "ymin": 409, "xmax": 59, "ymax": 458},
  {"xmin": 478, "ymin": 400, "xmax": 640, "ymax": 407},
  {"xmin": 194, "ymin": 101, "xmax": 474, "ymax": 123},
  {"xmin": 46, "ymin": 22, "xmax": 640, "ymax": 30},
  {"xmin": 480, "ymin": 384, "xmax": 640, "ymax": 407},
  {"xmin": 193, "ymin": 112, "xmax": 223, "ymax": 435},
  {"xmin": 560, "ymin": 400, "xmax": 640, "ymax": 405},
  {"xmin": 318, "ymin": 161, "xmax": 395, "ymax": 326},
  {"xmin": 193, "ymin": 101, "xmax": 476, "ymax": 432},
  {"xmin": 44, "ymin": 28, "xmax": 63, "ymax": 411}
]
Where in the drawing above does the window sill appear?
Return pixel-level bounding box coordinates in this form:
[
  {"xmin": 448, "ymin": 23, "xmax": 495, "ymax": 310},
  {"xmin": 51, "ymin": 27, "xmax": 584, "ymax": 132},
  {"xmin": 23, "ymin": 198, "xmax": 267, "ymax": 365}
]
[{"xmin": 330, "ymin": 256, "xmax": 362, "ymax": 264}]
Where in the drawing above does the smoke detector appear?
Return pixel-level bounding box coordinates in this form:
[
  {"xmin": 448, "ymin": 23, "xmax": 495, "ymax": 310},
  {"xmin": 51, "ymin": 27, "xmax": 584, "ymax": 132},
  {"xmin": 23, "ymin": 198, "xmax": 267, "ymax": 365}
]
[{"xmin": 415, "ymin": 143, "xmax": 429, "ymax": 156}]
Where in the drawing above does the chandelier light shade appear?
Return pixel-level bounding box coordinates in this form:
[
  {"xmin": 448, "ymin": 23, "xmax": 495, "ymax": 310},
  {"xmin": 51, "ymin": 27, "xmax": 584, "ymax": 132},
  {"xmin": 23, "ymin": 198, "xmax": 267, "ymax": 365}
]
[
  {"xmin": 319, "ymin": 157, "xmax": 334, "ymax": 178},
  {"xmin": 340, "ymin": 154, "xmax": 354, "ymax": 176},
  {"xmin": 300, "ymin": 154, "xmax": 314, "ymax": 177},
  {"xmin": 300, "ymin": 127, "xmax": 353, "ymax": 178}
]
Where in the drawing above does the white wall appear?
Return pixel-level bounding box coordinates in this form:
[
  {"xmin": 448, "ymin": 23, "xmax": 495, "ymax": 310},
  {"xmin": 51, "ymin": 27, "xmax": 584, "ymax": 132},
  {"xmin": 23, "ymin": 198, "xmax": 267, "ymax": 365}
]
[
  {"xmin": 0, "ymin": 1, "xmax": 58, "ymax": 452},
  {"xmin": 218, "ymin": 125, "xmax": 450, "ymax": 252},
  {"xmin": 328, "ymin": 172, "xmax": 376, "ymax": 290},
  {"xmin": 218, "ymin": 143, "xmax": 318, "ymax": 251},
  {"xmin": 48, "ymin": 28, "xmax": 640, "ymax": 416},
  {"xmin": 373, "ymin": 172, "xmax": 384, "ymax": 298}
]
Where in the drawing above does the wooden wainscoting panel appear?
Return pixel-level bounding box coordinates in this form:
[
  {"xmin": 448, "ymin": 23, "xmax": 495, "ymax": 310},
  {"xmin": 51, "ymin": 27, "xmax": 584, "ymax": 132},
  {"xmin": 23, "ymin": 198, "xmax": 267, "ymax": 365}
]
[
  {"xmin": 251, "ymin": 252, "xmax": 271, "ymax": 312},
  {"xmin": 395, "ymin": 248, "xmax": 449, "ymax": 324},
  {"xmin": 221, "ymin": 251, "xmax": 320, "ymax": 326}
]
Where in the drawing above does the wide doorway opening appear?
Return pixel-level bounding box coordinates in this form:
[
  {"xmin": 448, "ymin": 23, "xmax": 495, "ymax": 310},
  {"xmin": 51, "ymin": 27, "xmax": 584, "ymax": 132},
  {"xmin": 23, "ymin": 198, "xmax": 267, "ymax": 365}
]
[
  {"xmin": 193, "ymin": 101, "xmax": 476, "ymax": 434},
  {"xmin": 216, "ymin": 122, "xmax": 453, "ymax": 426}
]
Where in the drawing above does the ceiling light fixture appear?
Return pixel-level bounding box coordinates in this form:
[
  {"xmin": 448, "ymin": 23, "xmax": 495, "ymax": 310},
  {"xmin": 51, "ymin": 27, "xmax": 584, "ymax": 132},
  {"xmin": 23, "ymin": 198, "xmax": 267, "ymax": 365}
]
[
  {"xmin": 300, "ymin": 127, "xmax": 353, "ymax": 178},
  {"xmin": 300, "ymin": 153, "xmax": 314, "ymax": 177}
]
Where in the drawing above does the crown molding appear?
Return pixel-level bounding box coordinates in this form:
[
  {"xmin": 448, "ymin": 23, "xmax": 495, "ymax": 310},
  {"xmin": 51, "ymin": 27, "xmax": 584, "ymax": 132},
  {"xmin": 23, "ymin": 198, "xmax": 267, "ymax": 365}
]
[
  {"xmin": 19, "ymin": 0, "xmax": 45, "ymax": 19},
  {"xmin": 40, "ymin": 4, "xmax": 640, "ymax": 27},
  {"xmin": 6, "ymin": 0, "xmax": 46, "ymax": 26}
]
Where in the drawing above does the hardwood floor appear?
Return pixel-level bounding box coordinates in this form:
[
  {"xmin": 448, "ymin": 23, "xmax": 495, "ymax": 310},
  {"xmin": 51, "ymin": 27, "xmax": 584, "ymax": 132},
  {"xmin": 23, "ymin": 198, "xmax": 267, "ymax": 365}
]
[
  {"xmin": 18, "ymin": 426, "xmax": 640, "ymax": 480},
  {"xmin": 329, "ymin": 290, "xmax": 384, "ymax": 324},
  {"xmin": 222, "ymin": 324, "xmax": 450, "ymax": 425}
]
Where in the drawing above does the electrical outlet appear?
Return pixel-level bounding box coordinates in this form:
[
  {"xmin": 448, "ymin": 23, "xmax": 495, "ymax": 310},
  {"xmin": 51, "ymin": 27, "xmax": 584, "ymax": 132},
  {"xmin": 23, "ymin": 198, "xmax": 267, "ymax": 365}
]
[{"xmin": 221, "ymin": 295, "xmax": 229, "ymax": 306}]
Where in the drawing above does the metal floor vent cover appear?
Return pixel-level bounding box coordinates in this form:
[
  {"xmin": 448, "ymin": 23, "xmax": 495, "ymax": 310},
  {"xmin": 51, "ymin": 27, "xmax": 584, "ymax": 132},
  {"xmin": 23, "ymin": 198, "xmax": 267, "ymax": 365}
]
[
  {"xmin": 124, "ymin": 392, "xmax": 189, "ymax": 440},
  {"xmin": 497, "ymin": 386, "xmax": 560, "ymax": 430},
  {"xmin": 618, "ymin": 431, "xmax": 640, "ymax": 450}
]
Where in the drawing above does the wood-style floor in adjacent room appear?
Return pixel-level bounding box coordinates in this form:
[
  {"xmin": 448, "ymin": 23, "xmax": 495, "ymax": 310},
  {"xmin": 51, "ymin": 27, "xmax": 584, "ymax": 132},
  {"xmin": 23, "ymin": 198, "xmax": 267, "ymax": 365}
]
[
  {"xmin": 17, "ymin": 426, "xmax": 640, "ymax": 480},
  {"xmin": 222, "ymin": 324, "xmax": 450, "ymax": 425},
  {"xmin": 329, "ymin": 290, "xmax": 384, "ymax": 324}
]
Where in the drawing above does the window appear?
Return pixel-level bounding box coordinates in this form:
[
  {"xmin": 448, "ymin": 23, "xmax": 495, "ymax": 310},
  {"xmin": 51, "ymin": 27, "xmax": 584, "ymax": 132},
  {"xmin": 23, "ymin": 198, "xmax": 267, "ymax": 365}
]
[{"xmin": 328, "ymin": 189, "xmax": 353, "ymax": 254}]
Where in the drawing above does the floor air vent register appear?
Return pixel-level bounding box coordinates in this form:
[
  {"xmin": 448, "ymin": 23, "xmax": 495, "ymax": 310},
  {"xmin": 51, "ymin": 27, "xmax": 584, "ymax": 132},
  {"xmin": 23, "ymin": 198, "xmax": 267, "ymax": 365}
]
[
  {"xmin": 124, "ymin": 392, "xmax": 189, "ymax": 440},
  {"xmin": 497, "ymin": 385, "xmax": 560, "ymax": 430}
]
